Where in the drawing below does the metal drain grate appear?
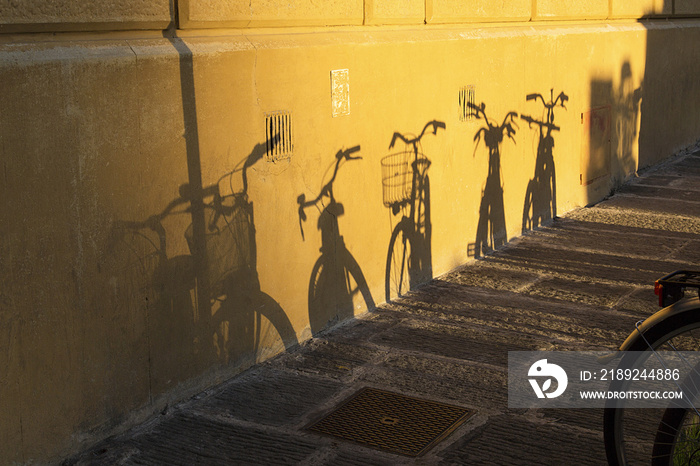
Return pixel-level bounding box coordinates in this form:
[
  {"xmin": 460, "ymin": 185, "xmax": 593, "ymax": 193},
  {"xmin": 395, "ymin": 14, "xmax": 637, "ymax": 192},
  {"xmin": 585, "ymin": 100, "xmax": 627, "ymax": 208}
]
[
  {"xmin": 459, "ymin": 85, "xmax": 476, "ymax": 122},
  {"xmin": 265, "ymin": 111, "xmax": 293, "ymax": 162},
  {"xmin": 306, "ymin": 387, "xmax": 473, "ymax": 457}
]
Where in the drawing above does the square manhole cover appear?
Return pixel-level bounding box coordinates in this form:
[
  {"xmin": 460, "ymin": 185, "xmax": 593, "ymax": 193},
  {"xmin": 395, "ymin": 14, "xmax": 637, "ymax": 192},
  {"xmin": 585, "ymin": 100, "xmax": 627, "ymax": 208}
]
[{"xmin": 306, "ymin": 387, "xmax": 473, "ymax": 457}]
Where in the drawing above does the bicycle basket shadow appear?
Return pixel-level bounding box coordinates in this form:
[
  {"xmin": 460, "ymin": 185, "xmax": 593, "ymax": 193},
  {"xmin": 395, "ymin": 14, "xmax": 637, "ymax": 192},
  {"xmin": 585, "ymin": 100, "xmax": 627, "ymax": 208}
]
[
  {"xmin": 381, "ymin": 143, "xmax": 431, "ymax": 209},
  {"xmin": 185, "ymin": 192, "xmax": 256, "ymax": 301},
  {"xmin": 104, "ymin": 226, "xmax": 162, "ymax": 305}
]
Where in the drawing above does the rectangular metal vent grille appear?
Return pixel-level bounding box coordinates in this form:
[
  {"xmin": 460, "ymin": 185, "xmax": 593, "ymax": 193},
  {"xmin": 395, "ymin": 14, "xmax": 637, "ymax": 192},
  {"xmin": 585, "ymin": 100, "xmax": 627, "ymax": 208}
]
[
  {"xmin": 459, "ymin": 85, "xmax": 476, "ymax": 122},
  {"xmin": 306, "ymin": 387, "xmax": 473, "ymax": 457},
  {"xmin": 265, "ymin": 111, "xmax": 293, "ymax": 162}
]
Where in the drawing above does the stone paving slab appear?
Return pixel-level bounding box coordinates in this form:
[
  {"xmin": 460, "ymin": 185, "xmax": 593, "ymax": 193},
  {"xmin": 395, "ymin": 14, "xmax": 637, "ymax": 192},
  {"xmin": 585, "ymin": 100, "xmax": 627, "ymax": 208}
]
[
  {"xmin": 376, "ymin": 286, "xmax": 629, "ymax": 351},
  {"xmin": 634, "ymin": 174, "xmax": 700, "ymax": 190},
  {"xmin": 485, "ymin": 242, "xmax": 688, "ymax": 285},
  {"xmin": 358, "ymin": 353, "xmax": 509, "ymax": 408},
  {"xmin": 191, "ymin": 369, "xmax": 345, "ymax": 427},
  {"xmin": 601, "ymin": 194, "xmax": 700, "ymax": 217},
  {"xmin": 66, "ymin": 152, "xmax": 700, "ymax": 465},
  {"xmin": 617, "ymin": 183, "xmax": 700, "ymax": 201},
  {"xmin": 83, "ymin": 412, "xmax": 322, "ymax": 465},
  {"xmin": 438, "ymin": 414, "xmax": 607, "ymax": 465}
]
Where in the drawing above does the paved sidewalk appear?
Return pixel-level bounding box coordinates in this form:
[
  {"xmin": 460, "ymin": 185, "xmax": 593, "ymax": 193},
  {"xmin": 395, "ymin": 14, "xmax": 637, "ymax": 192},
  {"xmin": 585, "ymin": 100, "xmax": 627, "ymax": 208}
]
[{"xmin": 67, "ymin": 151, "xmax": 700, "ymax": 465}]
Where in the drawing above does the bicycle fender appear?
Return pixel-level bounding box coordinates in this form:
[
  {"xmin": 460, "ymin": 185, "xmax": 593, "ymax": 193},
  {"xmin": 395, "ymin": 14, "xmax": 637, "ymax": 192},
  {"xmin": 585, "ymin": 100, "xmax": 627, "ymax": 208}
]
[{"xmin": 618, "ymin": 297, "xmax": 700, "ymax": 352}]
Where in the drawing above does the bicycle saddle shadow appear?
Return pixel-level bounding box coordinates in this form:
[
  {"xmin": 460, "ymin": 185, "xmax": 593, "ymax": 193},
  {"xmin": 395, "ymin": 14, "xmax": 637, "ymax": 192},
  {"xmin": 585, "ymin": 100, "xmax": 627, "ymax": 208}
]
[{"xmin": 321, "ymin": 201, "xmax": 344, "ymax": 218}]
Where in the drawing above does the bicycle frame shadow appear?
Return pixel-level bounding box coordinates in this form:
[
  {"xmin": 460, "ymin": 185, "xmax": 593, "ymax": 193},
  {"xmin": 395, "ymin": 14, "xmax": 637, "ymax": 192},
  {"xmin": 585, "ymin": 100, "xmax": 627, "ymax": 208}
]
[
  {"xmin": 521, "ymin": 89, "xmax": 568, "ymax": 233},
  {"xmin": 382, "ymin": 120, "xmax": 445, "ymax": 302},
  {"xmin": 467, "ymin": 102, "xmax": 518, "ymax": 258},
  {"xmin": 297, "ymin": 146, "xmax": 376, "ymax": 336}
]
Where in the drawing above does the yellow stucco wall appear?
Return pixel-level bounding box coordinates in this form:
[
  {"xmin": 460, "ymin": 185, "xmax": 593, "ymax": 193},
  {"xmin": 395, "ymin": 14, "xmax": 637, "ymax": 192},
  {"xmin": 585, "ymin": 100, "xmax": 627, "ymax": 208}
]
[
  {"xmin": 2, "ymin": 1, "xmax": 700, "ymax": 463},
  {"xmin": 677, "ymin": 0, "xmax": 700, "ymax": 15},
  {"xmin": 426, "ymin": 0, "xmax": 531, "ymax": 23},
  {"xmin": 4, "ymin": 0, "xmax": 700, "ymax": 33},
  {"xmin": 366, "ymin": 0, "xmax": 426, "ymax": 25},
  {"xmin": 611, "ymin": 0, "xmax": 669, "ymax": 18},
  {"xmin": 534, "ymin": 0, "xmax": 609, "ymax": 20},
  {"xmin": 179, "ymin": 0, "xmax": 365, "ymax": 28},
  {"xmin": 0, "ymin": 0, "xmax": 171, "ymax": 33}
]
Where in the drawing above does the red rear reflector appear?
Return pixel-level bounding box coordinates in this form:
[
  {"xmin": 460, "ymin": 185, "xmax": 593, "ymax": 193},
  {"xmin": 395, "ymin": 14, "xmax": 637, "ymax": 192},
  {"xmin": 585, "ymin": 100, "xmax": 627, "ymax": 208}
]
[{"xmin": 655, "ymin": 282, "xmax": 663, "ymax": 307}]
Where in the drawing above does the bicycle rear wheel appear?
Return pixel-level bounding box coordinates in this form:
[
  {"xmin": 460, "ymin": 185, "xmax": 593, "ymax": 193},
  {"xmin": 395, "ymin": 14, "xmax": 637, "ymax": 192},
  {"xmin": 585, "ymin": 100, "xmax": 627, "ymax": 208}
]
[
  {"xmin": 652, "ymin": 407, "xmax": 700, "ymax": 465},
  {"xmin": 604, "ymin": 301, "xmax": 700, "ymax": 465}
]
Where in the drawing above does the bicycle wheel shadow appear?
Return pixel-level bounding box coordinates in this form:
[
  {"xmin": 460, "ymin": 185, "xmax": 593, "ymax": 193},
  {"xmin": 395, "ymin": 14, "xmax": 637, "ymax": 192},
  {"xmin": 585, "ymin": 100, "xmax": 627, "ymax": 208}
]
[
  {"xmin": 467, "ymin": 102, "xmax": 518, "ymax": 258},
  {"xmin": 104, "ymin": 211, "xmax": 200, "ymax": 393},
  {"xmin": 520, "ymin": 90, "xmax": 568, "ymax": 234},
  {"xmin": 382, "ymin": 120, "xmax": 445, "ymax": 302},
  {"xmin": 297, "ymin": 146, "xmax": 376, "ymax": 336}
]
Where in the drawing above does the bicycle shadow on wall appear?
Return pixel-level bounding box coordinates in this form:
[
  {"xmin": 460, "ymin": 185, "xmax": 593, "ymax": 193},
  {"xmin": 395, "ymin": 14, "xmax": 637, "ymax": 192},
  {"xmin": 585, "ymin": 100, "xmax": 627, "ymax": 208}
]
[
  {"xmin": 105, "ymin": 136, "xmax": 298, "ymax": 392},
  {"xmin": 105, "ymin": 184, "xmax": 213, "ymax": 393},
  {"xmin": 104, "ymin": 22, "xmax": 298, "ymax": 395},
  {"xmin": 467, "ymin": 102, "xmax": 518, "ymax": 258},
  {"xmin": 382, "ymin": 120, "xmax": 445, "ymax": 302},
  {"xmin": 583, "ymin": 62, "xmax": 642, "ymax": 195},
  {"xmin": 614, "ymin": 61, "xmax": 643, "ymax": 180},
  {"xmin": 297, "ymin": 146, "xmax": 376, "ymax": 336},
  {"xmin": 521, "ymin": 90, "xmax": 569, "ymax": 234},
  {"xmin": 201, "ymin": 138, "xmax": 299, "ymax": 365}
]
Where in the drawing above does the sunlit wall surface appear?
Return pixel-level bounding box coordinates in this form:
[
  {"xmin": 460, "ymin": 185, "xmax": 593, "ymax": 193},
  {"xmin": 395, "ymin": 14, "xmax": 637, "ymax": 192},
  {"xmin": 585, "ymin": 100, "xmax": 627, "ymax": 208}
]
[{"xmin": 1, "ymin": 0, "xmax": 700, "ymax": 462}]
